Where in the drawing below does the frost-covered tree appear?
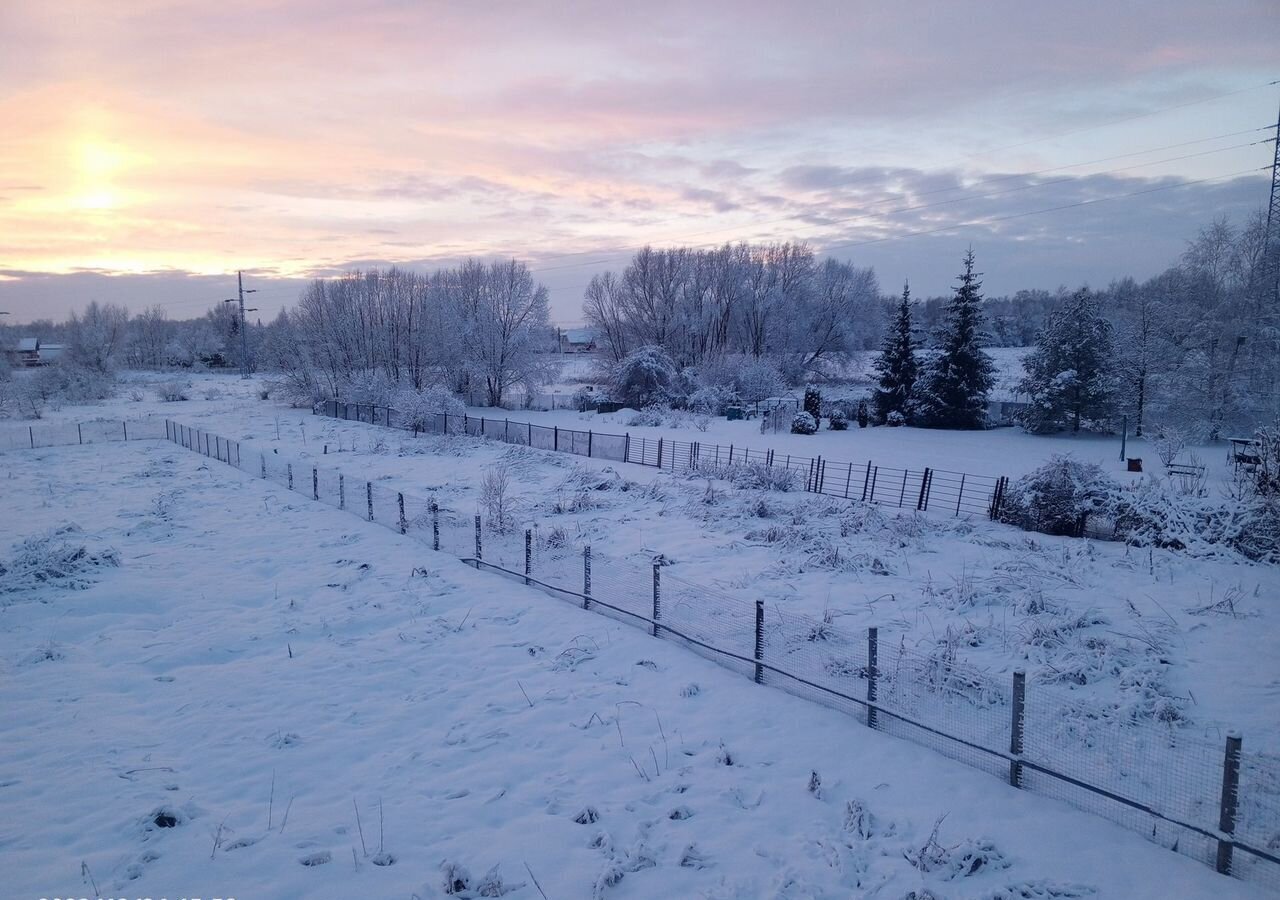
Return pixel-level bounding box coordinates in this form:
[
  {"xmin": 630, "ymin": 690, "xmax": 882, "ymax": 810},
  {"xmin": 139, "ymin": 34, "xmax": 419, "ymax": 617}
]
[
  {"xmin": 872, "ymin": 281, "xmax": 918, "ymax": 424},
  {"xmin": 915, "ymin": 250, "xmax": 995, "ymax": 429},
  {"xmin": 733, "ymin": 357, "xmax": 786, "ymax": 405},
  {"xmin": 610, "ymin": 345, "xmax": 677, "ymax": 408},
  {"xmin": 67, "ymin": 301, "xmax": 130, "ymax": 375},
  {"xmin": 459, "ymin": 259, "xmax": 554, "ymax": 406},
  {"xmin": 1018, "ymin": 289, "xmax": 1116, "ymax": 434}
]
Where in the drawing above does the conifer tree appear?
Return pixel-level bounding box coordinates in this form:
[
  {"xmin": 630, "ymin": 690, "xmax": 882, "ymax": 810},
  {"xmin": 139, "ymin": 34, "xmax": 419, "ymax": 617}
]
[
  {"xmin": 916, "ymin": 249, "xmax": 996, "ymax": 429},
  {"xmin": 872, "ymin": 281, "xmax": 918, "ymax": 424},
  {"xmin": 1017, "ymin": 288, "xmax": 1117, "ymax": 433}
]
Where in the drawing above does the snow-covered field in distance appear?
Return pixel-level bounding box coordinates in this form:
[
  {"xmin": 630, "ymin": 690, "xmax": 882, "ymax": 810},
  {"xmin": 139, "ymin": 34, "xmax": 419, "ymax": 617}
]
[{"xmin": 2, "ymin": 435, "xmax": 1272, "ymax": 899}]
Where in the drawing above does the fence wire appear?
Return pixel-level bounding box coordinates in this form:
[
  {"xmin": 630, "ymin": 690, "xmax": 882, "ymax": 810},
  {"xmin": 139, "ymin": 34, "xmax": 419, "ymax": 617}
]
[{"xmin": 6, "ymin": 416, "xmax": 1278, "ymax": 891}]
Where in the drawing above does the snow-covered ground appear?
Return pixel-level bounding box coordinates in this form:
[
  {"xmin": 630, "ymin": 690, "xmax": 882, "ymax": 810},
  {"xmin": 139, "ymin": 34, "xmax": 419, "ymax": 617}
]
[{"xmin": 2, "ymin": 435, "xmax": 1273, "ymax": 898}]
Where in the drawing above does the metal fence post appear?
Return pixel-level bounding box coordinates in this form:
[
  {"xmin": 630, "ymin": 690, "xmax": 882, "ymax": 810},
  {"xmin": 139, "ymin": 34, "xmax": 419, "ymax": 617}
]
[
  {"xmin": 524, "ymin": 529, "xmax": 532, "ymax": 584},
  {"xmin": 366, "ymin": 481, "xmax": 373, "ymax": 522},
  {"xmin": 1216, "ymin": 731, "xmax": 1242, "ymax": 875},
  {"xmin": 956, "ymin": 474, "xmax": 966, "ymax": 516},
  {"xmin": 122, "ymin": 421, "xmax": 128, "ymax": 441},
  {"xmin": 861, "ymin": 461, "xmax": 871, "ymax": 501},
  {"xmin": 588, "ymin": 430, "xmax": 594, "ymax": 457},
  {"xmin": 78, "ymin": 423, "xmax": 83, "ymax": 444},
  {"xmin": 339, "ymin": 474, "xmax": 346, "ymax": 510},
  {"xmin": 287, "ymin": 463, "xmax": 293, "ymax": 491},
  {"xmin": 869, "ymin": 466, "xmax": 879, "ymax": 503},
  {"xmin": 398, "ymin": 493, "xmax": 407, "ymax": 534},
  {"xmin": 583, "ymin": 545, "xmax": 592, "ymax": 610},
  {"xmin": 29, "ymin": 425, "xmax": 35, "ymax": 448},
  {"xmin": 313, "ymin": 467, "xmax": 319, "ymax": 501},
  {"xmin": 917, "ymin": 467, "xmax": 931, "ymax": 510},
  {"xmin": 431, "ymin": 501, "xmax": 440, "ymax": 551},
  {"xmin": 554, "ymin": 425, "xmax": 559, "ymax": 451},
  {"xmin": 474, "ymin": 514, "xmax": 483, "ymax": 562},
  {"xmin": 260, "ymin": 454, "xmax": 266, "ymax": 479},
  {"xmin": 657, "ymin": 437, "xmax": 663, "ymax": 468},
  {"xmin": 867, "ymin": 627, "xmax": 879, "ymax": 729},
  {"xmin": 754, "ymin": 600, "xmax": 765, "ymax": 684},
  {"xmin": 1010, "ymin": 670, "xmax": 1026, "ymax": 788},
  {"xmin": 651, "ymin": 562, "xmax": 661, "ymax": 637}
]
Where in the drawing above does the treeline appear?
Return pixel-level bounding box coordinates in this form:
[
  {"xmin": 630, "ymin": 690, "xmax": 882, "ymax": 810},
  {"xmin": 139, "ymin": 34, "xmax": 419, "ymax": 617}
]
[
  {"xmin": 867, "ymin": 211, "xmax": 1279, "ymax": 438},
  {"xmin": 263, "ymin": 260, "xmax": 553, "ymax": 407}
]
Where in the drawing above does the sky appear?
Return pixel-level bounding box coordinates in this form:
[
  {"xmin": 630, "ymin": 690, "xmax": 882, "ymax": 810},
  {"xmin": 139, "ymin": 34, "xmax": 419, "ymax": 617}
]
[{"xmin": 0, "ymin": 1, "xmax": 1277, "ymax": 325}]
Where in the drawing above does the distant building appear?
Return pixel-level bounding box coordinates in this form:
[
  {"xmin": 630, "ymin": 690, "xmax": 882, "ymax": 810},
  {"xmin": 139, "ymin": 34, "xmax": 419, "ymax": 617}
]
[
  {"xmin": 557, "ymin": 327, "xmax": 598, "ymax": 354},
  {"xmin": 7, "ymin": 338, "xmax": 66, "ymax": 367}
]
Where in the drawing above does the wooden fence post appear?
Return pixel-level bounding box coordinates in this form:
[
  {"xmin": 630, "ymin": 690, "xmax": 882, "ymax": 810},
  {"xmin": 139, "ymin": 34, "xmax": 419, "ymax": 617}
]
[
  {"xmin": 398, "ymin": 493, "xmax": 407, "ymax": 534},
  {"xmin": 366, "ymin": 481, "xmax": 373, "ymax": 522},
  {"xmin": 754, "ymin": 600, "xmax": 765, "ymax": 684},
  {"xmin": 867, "ymin": 627, "xmax": 879, "ymax": 729},
  {"xmin": 651, "ymin": 562, "xmax": 661, "ymax": 637},
  {"xmin": 583, "ymin": 545, "xmax": 592, "ymax": 610},
  {"xmin": 287, "ymin": 463, "xmax": 293, "ymax": 491},
  {"xmin": 1217, "ymin": 731, "xmax": 1243, "ymax": 875},
  {"xmin": 313, "ymin": 467, "xmax": 319, "ymax": 500},
  {"xmin": 431, "ymin": 501, "xmax": 440, "ymax": 551},
  {"xmin": 474, "ymin": 514, "xmax": 483, "ymax": 562},
  {"xmin": 657, "ymin": 437, "xmax": 663, "ymax": 469},
  {"xmin": 524, "ymin": 529, "xmax": 532, "ymax": 585},
  {"xmin": 1010, "ymin": 670, "xmax": 1026, "ymax": 787},
  {"xmin": 339, "ymin": 474, "xmax": 345, "ymax": 510}
]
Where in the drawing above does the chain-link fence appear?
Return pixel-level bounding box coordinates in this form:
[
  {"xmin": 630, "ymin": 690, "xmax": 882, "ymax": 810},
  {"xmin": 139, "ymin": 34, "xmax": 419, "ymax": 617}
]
[
  {"xmin": 4, "ymin": 416, "xmax": 1277, "ymax": 890},
  {"xmin": 318, "ymin": 400, "xmax": 1011, "ymax": 520},
  {"xmin": 0, "ymin": 417, "xmax": 170, "ymax": 450}
]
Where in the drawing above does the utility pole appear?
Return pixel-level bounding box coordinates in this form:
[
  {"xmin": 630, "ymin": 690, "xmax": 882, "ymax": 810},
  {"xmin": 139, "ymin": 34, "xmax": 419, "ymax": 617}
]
[{"xmin": 224, "ymin": 271, "xmax": 258, "ymax": 379}]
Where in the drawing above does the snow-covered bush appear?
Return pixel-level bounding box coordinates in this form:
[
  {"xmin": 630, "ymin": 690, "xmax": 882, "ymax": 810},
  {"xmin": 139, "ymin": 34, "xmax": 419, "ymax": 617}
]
[
  {"xmin": 688, "ymin": 384, "xmax": 734, "ymax": 417},
  {"xmin": 394, "ymin": 385, "xmax": 466, "ymax": 431},
  {"xmin": 0, "ymin": 524, "xmax": 120, "ymax": 600},
  {"xmin": 803, "ymin": 386, "xmax": 822, "ymax": 424},
  {"xmin": 856, "ymin": 399, "xmax": 869, "ymax": 428},
  {"xmin": 886, "ymin": 410, "xmax": 906, "ymax": 427},
  {"xmin": 999, "ymin": 455, "xmax": 1115, "ymax": 537},
  {"xmin": 572, "ymin": 386, "xmax": 597, "ymax": 412},
  {"xmin": 1149, "ymin": 422, "xmax": 1189, "ymax": 468},
  {"xmin": 791, "ymin": 411, "xmax": 818, "ymax": 435},
  {"xmin": 340, "ymin": 369, "xmax": 397, "ymax": 407},
  {"xmin": 627, "ymin": 404, "xmax": 670, "ymax": 427},
  {"xmin": 610, "ymin": 346, "xmax": 676, "ymax": 408},
  {"xmin": 480, "ymin": 464, "xmax": 516, "ymax": 534},
  {"xmin": 156, "ymin": 379, "xmax": 190, "ymax": 402},
  {"xmin": 690, "ymin": 459, "xmax": 801, "ymax": 492},
  {"xmin": 733, "ymin": 358, "xmax": 787, "ymax": 405},
  {"xmin": 827, "ymin": 410, "xmax": 848, "ymax": 430}
]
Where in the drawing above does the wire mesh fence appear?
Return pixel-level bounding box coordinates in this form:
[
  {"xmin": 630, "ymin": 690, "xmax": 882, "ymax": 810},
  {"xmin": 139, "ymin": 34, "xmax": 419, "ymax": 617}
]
[
  {"xmin": 317, "ymin": 400, "xmax": 1011, "ymax": 521},
  {"xmin": 5, "ymin": 416, "xmax": 1278, "ymax": 890}
]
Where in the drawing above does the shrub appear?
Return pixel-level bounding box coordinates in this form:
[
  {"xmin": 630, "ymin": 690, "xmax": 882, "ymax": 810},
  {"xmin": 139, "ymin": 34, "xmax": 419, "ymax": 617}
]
[
  {"xmin": 394, "ymin": 385, "xmax": 466, "ymax": 431},
  {"xmin": 999, "ymin": 455, "xmax": 1115, "ymax": 537},
  {"xmin": 610, "ymin": 346, "xmax": 676, "ymax": 408},
  {"xmin": 572, "ymin": 386, "xmax": 597, "ymax": 412},
  {"xmin": 688, "ymin": 385, "xmax": 734, "ymax": 417},
  {"xmin": 828, "ymin": 411, "xmax": 849, "ymax": 431},
  {"xmin": 803, "ymin": 386, "xmax": 822, "ymax": 424},
  {"xmin": 856, "ymin": 400, "xmax": 869, "ymax": 428},
  {"xmin": 733, "ymin": 358, "xmax": 787, "ymax": 405},
  {"xmin": 791, "ymin": 411, "xmax": 818, "ymax": 435},
  {"xmin": 340, "ymin": 369, "xmax": 397, "ymax": 406},
  {"xmin": 627, "ymin": 404, "xmax": 669, "ymax": 427},
  {"xmin": 886, "ymin": 410, "xmax": 906, "ymax": 427},
  {"xmin": 156, "ymin": 379, "xmax": 191, "ymax": 402}
]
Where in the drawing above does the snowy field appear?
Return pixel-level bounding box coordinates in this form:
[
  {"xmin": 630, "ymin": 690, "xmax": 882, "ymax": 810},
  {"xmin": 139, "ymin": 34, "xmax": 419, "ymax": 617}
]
[{"xmin": 2, "ymin": 434, "xmax": 1274, "ymax": 898}]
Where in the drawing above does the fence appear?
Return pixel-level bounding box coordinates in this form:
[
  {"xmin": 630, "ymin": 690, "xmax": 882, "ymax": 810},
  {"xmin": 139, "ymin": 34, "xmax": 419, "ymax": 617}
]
[
  {"xmin": 0, "ymin": 417, "xmax": 171, "ymax": 451},
  {"xmin": 317, "ymin": 400, "xmax": 1012, "ymax": 522},
  {"xmin": 4, "ymin": 416, "xmax": 1278, "ymax": 890}
]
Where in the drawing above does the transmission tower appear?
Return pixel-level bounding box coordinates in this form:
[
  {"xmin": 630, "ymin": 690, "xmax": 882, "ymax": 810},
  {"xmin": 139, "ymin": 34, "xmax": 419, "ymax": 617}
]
[{"xmin": 1266, "ymin": 98, "xmax": 1280, "ymax": 304}]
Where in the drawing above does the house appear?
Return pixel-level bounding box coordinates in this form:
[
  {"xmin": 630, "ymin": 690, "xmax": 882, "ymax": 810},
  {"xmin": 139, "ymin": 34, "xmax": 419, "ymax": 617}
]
[
  {"xmin": 557, "ymin": 327, "xmax": 598, "ymax": 354},
  {"xmin": 13, "ymin": 337, "xmax": 41, "ymax": 367},
  {"xmin": 7, "ymin": 338, "xmax": 66, "ymax": 367}
]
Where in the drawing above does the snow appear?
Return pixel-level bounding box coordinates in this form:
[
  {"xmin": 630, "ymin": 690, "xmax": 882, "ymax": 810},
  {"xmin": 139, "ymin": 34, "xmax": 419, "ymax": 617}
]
[{"xmin": 2, "ymin": 436, "xmax": 1273, "ymax": 899}]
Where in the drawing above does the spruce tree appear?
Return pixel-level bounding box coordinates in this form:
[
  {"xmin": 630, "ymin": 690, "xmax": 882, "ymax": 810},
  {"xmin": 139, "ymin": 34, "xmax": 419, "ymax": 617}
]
[
  {"xmin": 1017, "ymin": 288, "xmax": 1117, "ymax": 433},
  {"xmin": 916, "ymin": 249, "xmax": 996, "ymax": 429},
  {"xmin": 872, "ymin": 281, "xmax": 918, "ymax": 424}
]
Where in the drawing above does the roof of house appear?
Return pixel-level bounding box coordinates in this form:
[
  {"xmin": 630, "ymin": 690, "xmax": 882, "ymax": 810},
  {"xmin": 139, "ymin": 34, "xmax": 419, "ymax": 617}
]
[
  {"xmin": 561, "ymin": 327, "xmax": 598, "ymax": 343},
  {"xmin": 18, "ymin": 337, "xmax": 38, "ymax": 352}
]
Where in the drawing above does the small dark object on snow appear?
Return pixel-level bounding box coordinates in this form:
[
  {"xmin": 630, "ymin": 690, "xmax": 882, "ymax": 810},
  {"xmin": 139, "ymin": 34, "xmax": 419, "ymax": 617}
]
[
  {"xmin": 1127, "ymin": 458, "xmax": 1142, "ymax": 472},
  {"xmin": 153, "ymin": 813, "xmax": 178, "ymax": 828}
]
